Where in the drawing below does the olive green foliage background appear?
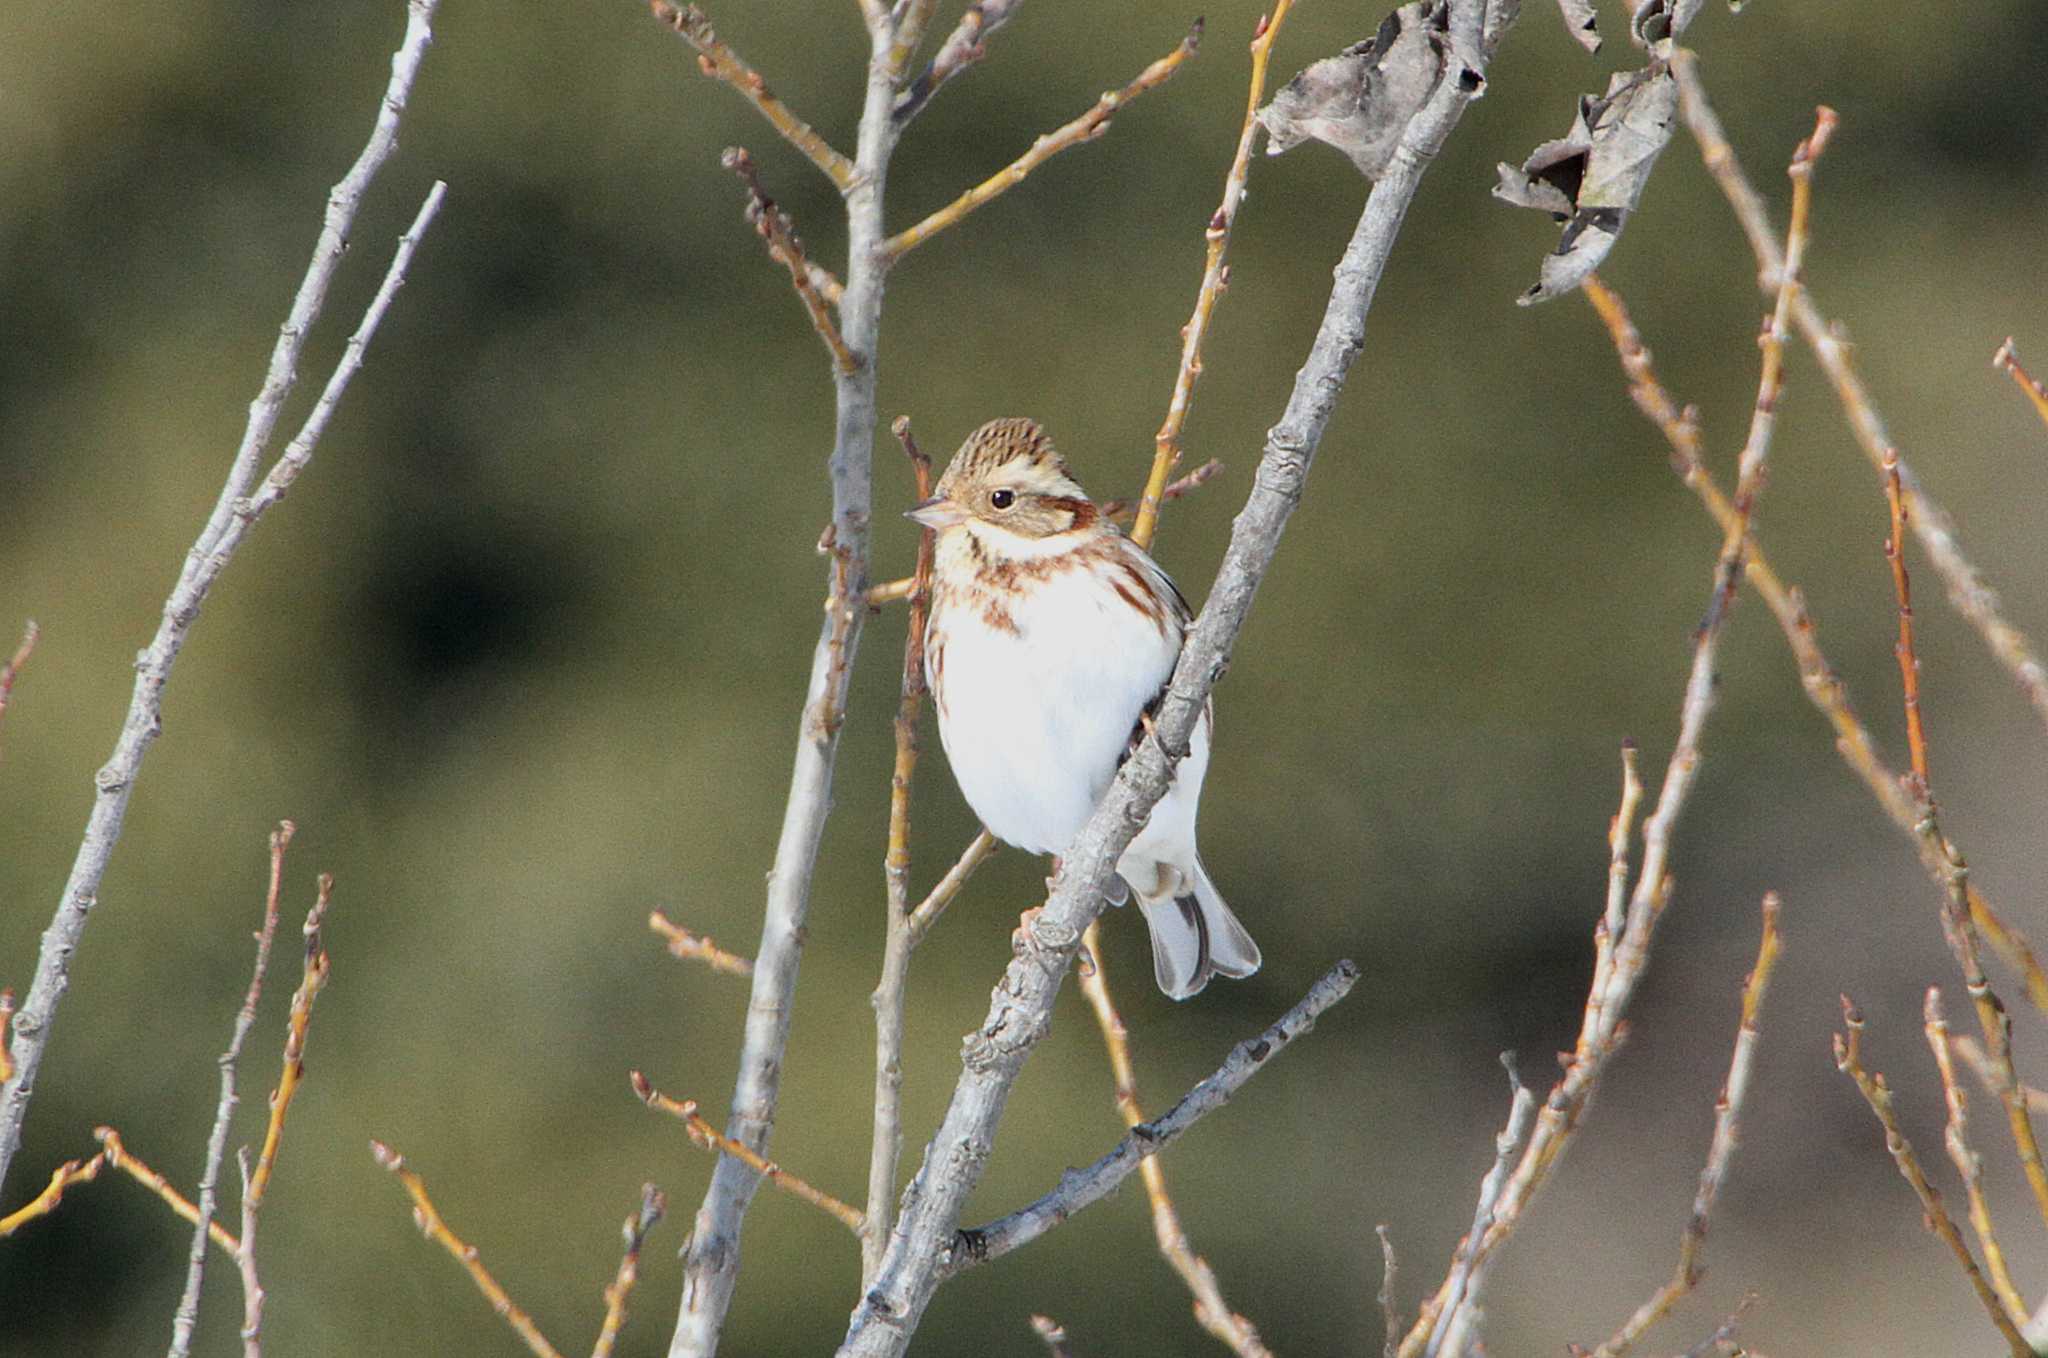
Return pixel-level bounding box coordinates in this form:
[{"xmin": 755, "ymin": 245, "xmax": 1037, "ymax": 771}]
[{"xmin": 4, "ymin": 1, "xmax": 2047, "ymax": 1353}]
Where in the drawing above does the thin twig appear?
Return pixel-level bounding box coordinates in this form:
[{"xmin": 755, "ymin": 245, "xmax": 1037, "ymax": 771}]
[
  {"xmin": 1701, "ymin": 106, "xmax": 1835, "ymax": 634},
  {"xmin": 723, "ymin": 148, "xmax": 859, "ymax": 375},
  {"xmin": 1132, "ymin": 2, "xmax": 1293, "ymax": 550},
  {"xmin": 1376, "ymin": 1226, "xmax": 1400, "ymax": 1358},
  {"xmin": 649, "ymin": 2, "xmax": 857, "ymax": 191},
  {"xmin": 248, "ymin": 874, "xmax": 333, "ymax": 1207},
  {"xmin": 1834, "ymin": 999, "xmax": 2031, "ymax": 1357},
  {"xmin": 881, "ymin": 22, "xmax": 1204, "ymax": 263},
  {"xmin": 648, "ymin": 911, "xmax": 754, "ymax": 977},
  {"xmin": 0, "ymin": 620, "xmax": 38, "ymax": 755},
  {"xmin": 1884, "ymin": 453, "xmax": 1931, "ymax": 790},
  {"xmin": 95, "ymin": 1128, "xmax": 241, "ymax": 1255},
  {"xmin": 667, "ymin": 0, "xmax": 905, "ymax": 1340},
  {"xmin": 1926, "ymin": 989, "xmax": 2028, "ymax": 1329},
  {"xmin": 0, "ymin": 1153, "xmax": 106, "ymax": 1237},
  {"xmin": 1674, "ymin": 49, "xmax": 2048, "ymax": 736},
  {"xmin": 593, "ymin": 1185, "xmax": 667, "ymax": 1358},
  {"xmin": 941, "ymin": 960, "xmax": 1361, "ymax": 1275},
  {"xmin": 846, "ymin": 13, "xmax": 1497, "ymax": 1345},
  {"xmin": 1427, "ymin": 1058, "xmax": 1537, "ymax": 1357},
  {"xmin": 0, "ymin": 0, "xmax": 442, "ymax": 1200},
  {"xmin": 166, "ymin": 824, "xmax": 294, "ymax": 1358},
  {"xmin": 633, "ymin": 1072, "xmax": 862, "ymax": 1232},
  {"xmin": 1950, "ymin": 1034, "xmax": 2048, "ymax": 1117},
  {"xmin": 1992, "ymin": 338, "xmax": 2048, "ymax": 433},
  {"xmin": 905, "ymin": 829, "xmax": 1000, "ymax": 944},
  {"xmin": 370, "ymin": 1140, "xmax": 566, "ymax": 1358},
  {"xmin": 864, "ymin": 417, "xmax": 938, "ymax": 1283},
  {"xmin": 892, "ymin": 0, "xmax": 1025, "ymax": 124},
  {"xmin": 1099, "ymin": 459, "xmax": 1226, "ymax": 525},
  {"xmin": 1076, "ymin": 924, "xmax": 1271, "ymax": 1357},
  {"xmin": 1589, "ymin": 894, "xmax": 1784, "ymax": 1357},
  {"xmin": 1580, "ymin": 274, "xmax": 2048, "ymax": 1015}
]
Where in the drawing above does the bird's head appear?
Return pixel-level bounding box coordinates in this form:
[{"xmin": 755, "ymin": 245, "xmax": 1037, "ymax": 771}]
[{"xmin": 907, "ymin": 418, "xmax": 1100, "ymax": 544}]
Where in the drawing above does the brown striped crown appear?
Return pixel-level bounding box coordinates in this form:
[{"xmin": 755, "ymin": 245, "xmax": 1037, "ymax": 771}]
[{"xmin": 930, "ymin": 418, "xmax": 1100, "ymax": 542}]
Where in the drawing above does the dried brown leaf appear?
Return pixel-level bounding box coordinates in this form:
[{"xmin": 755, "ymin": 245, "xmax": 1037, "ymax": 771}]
[{"xmin": 1257, "ymin": 2, "xmax": 1448, "ymax": 181}]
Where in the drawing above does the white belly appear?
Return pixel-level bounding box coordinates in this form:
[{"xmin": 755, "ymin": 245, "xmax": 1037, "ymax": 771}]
[{"xmin": 929, "ymin": 561, "xmax": 1180, "ymax": 856}]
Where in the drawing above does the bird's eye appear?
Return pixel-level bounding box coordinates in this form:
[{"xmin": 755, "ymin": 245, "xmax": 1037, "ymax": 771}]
[{"xmin": 989, "ymin": 489, "xmax": 1016, "ymax": 510}]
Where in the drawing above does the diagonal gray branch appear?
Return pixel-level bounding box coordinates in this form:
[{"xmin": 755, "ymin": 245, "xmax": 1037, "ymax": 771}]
[
  {"xmin": 0, "ymin": 0, "xmax": 443, "ymax": 1200},
  {"xmin": 835, "ymin": 7, "xmax": 1498, "ymax": 1354},
  {"xmin": 941, "ymin": 959, "xmax": 1359, "ymax": 1274}
]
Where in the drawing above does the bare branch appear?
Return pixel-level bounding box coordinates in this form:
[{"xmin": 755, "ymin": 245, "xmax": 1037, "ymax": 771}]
[
  {"xmin": 722, "ymin": 148, "xmax": 858, "ymax": 375},
  {"xmin": 904, "ymin": 829, "xmax": 1000, "ymax": 943},
  {"xmin": 842, "ymin": 14, "xmax": 1495, "ymax": 1345},
  {"xmin": 1834, "ymin": 999, "xmax": 2031, "ymax": 1357},
  {"xmin": 0, "ymin": 1153, "xmax": 106, "ymax": 1238},
  {"xmin": 1134, "ymin": 4, "xmax": 1294, "ymax": 550},
  {"xmin": 0, "ymin": 0, "xmax": 443, "ymax": 1197},
  {"xmin": 371, "ymin": 1140, "xmax": 567, "ymax": 1358},
  {"xmin": 166, "ymin": 824, "xmax": 294, "ymax": 1358},
  {"xmin": 593, "ymin": 1185, "xmax": 667, "ymax": 1358},
  {"xmin": 1030, "ymin": 1314, "xmax": 1078, "ymax": 1358},
  {"xmin": 882, "ymin": 22, "xmax": 1204, "ymax": 263},
  {"xmin": 1992, "ymin": 338, "xmax": 2048, "ymax": 433},
  {"xmin": 1426, "ymin": 1058, "xmax": 1537, "ymax": 1357},
  {"xmin": 649, "ymin": 911, "xmax": 754, "ymax": 977},
  {"xmin": 864, "ymin": 418, "xmax": 938, "ymax": 1283},
  {"xmin": 1076, "ymin": 924, "xmax": 1271, "ymax": 1357},
  {"xmin": 1589, "ymin": 894, "xmax": 1784, "ymax": 1357},
  {"xmin": 1674, "ymin": 49, "xmax": 2048, "ymax": 736},
  {"xmin": 648, "ymin": 1, "xmax": 858, "ymax": 191},
  {"xmin": 94, "ymin": 1128, "xmax": 241, "ymax": 1255},
  {"xmin": 943, "ymin": 960, "xmax": 1360, "ymax": 1274},
  {"xmin": 0, "ymin": 620, "xmax": 38, "ymax": 757},
  {"xmin": 1926, "ymin": 989, "xmax": 2028, "ymax": 1329},
  {"xmin": 633, "ymin": 1073, "xmax": 862, "ymax": 1233},
  {"xmin": 892, "ymin": 1, "xmax": 1025, "ymax": 124}
]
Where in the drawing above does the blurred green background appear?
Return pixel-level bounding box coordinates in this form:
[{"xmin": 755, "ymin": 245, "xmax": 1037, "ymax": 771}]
[{"xmin": 4, "ymin": 1, "xmax": 2048, "ymax": 1353}]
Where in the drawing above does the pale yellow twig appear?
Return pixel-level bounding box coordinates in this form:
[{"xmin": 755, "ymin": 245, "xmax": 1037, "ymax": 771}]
[
  {"xmin": 882, "ymin": 22, "xmax": 1203, "ymax": 262},
  {"xmin": 631, "ymin": 1072, "xmax": 862, "ymax": 1232},
  {"xmin": 1077, "ymin": 923, "xmax": 1271, "ymax": 1357},
  {"xmin": 592, "ymin": 1184, "xmax": 667, "ymax": 1358},
  {"xmin": 905, "ymin": 829, "xmax": 1000, "ymax": 944},
  {"xmin": 1926, "ymin": 989, "xmax": 2029, "ymax": 1328},
  {"xmin": 1133, "ymin": 3, "xmax": 1294, "ymax": 549},
  {"xmin": 0, "ymin": 1152, "xmax": 105, "ymax": 1237},
  {"xmin": 649, "ymin": 911, "xmax": 754, "ymax": 977},
  {"xmin": 370, "ymin": 1140, "xmax": 567, "ymax": 1358},
  {"xmin": 94, "ymin": 1128, "xmax": 241, "ymax": 1254},
  {"xmin": 649, "ymin": 1, "xmax": 857, "ymax": 191},
  {"xmin": 1590, "ymin": 894, "xmax": 1782, "ymax": 1357},
  {"xmin": 1834, "ymin": 999, "xmax": 2031, "ymax": 1357},
  {"xmin": 249, "ymin": 872, "xmax": 331, "ymax": 1208},
  {"xmin": 1992, "ymin": 338, "xmax": 2048, "ymax": 433}
]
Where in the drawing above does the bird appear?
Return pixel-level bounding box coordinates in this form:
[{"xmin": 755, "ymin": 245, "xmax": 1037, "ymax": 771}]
[{"xmin": 907, "ymin": 416, "xmax": 1260, "ymax": 999}]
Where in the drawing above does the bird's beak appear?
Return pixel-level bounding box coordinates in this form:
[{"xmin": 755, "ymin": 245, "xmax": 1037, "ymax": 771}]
[{"xmin": 906, "ymin": 496, "xmax": 967, "ymax": 529}]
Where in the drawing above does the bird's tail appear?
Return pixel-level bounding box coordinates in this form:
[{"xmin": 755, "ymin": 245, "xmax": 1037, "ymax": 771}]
[{"xmin": 1131, "ymin": 858, "xmax": 1261, "ymax": 1001}]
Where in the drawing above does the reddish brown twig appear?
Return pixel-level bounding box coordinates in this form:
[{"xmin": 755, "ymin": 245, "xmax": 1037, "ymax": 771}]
[
  {"xmin": 1992, "ymin": 338, "xmax": 2048, "ymax": 433},
  {"xmin": 1588, "ymin": 895, "xmax": 1782, "ymax": 1356},
  {"xmin": 649, "ymin": 2, "xmax": 856, "ymax": 191},
  {"xmin": 723, "ymin": 148, "xmax": 858, "ymax": 375},
  {"xmin": 1133, "ymin": 3, "xmax": 1293, "ymax": 549},
  {"xmin": 864, "ymin": 416, "xmax": 940, "ymax": 1279},
  {"xmin": 371, "ymin": 1140, "xmax": 566, "ymax": 1358},
  {"xmin": 631, "ymin": 1072, "xmax": 861, "ymax": 1232},
  {"xmin": 1835, "ymin": 998, "xmax": 2031, "ymax": 1356},
  {"xmin": 1099, "ymin": 460, "xmax": 1226, "ymax": 524},
  {"xmin": 593, "ymin": 1184, "xmax": 667, "ymax": 1358},
  {"xmin": 649, "ymin": 911, "xmax": 754, "ymax": 977},
  {"xmin": 1884, "ymin": 452, "xmax": 1931, "ymax": 791},
  {"xmin": 0, "ymin": 991, "xmax": 13, "ymax": 1087},
  {"xmin": 882, "ymin": 22, "xmax": 1203, "ymax": 262}
]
